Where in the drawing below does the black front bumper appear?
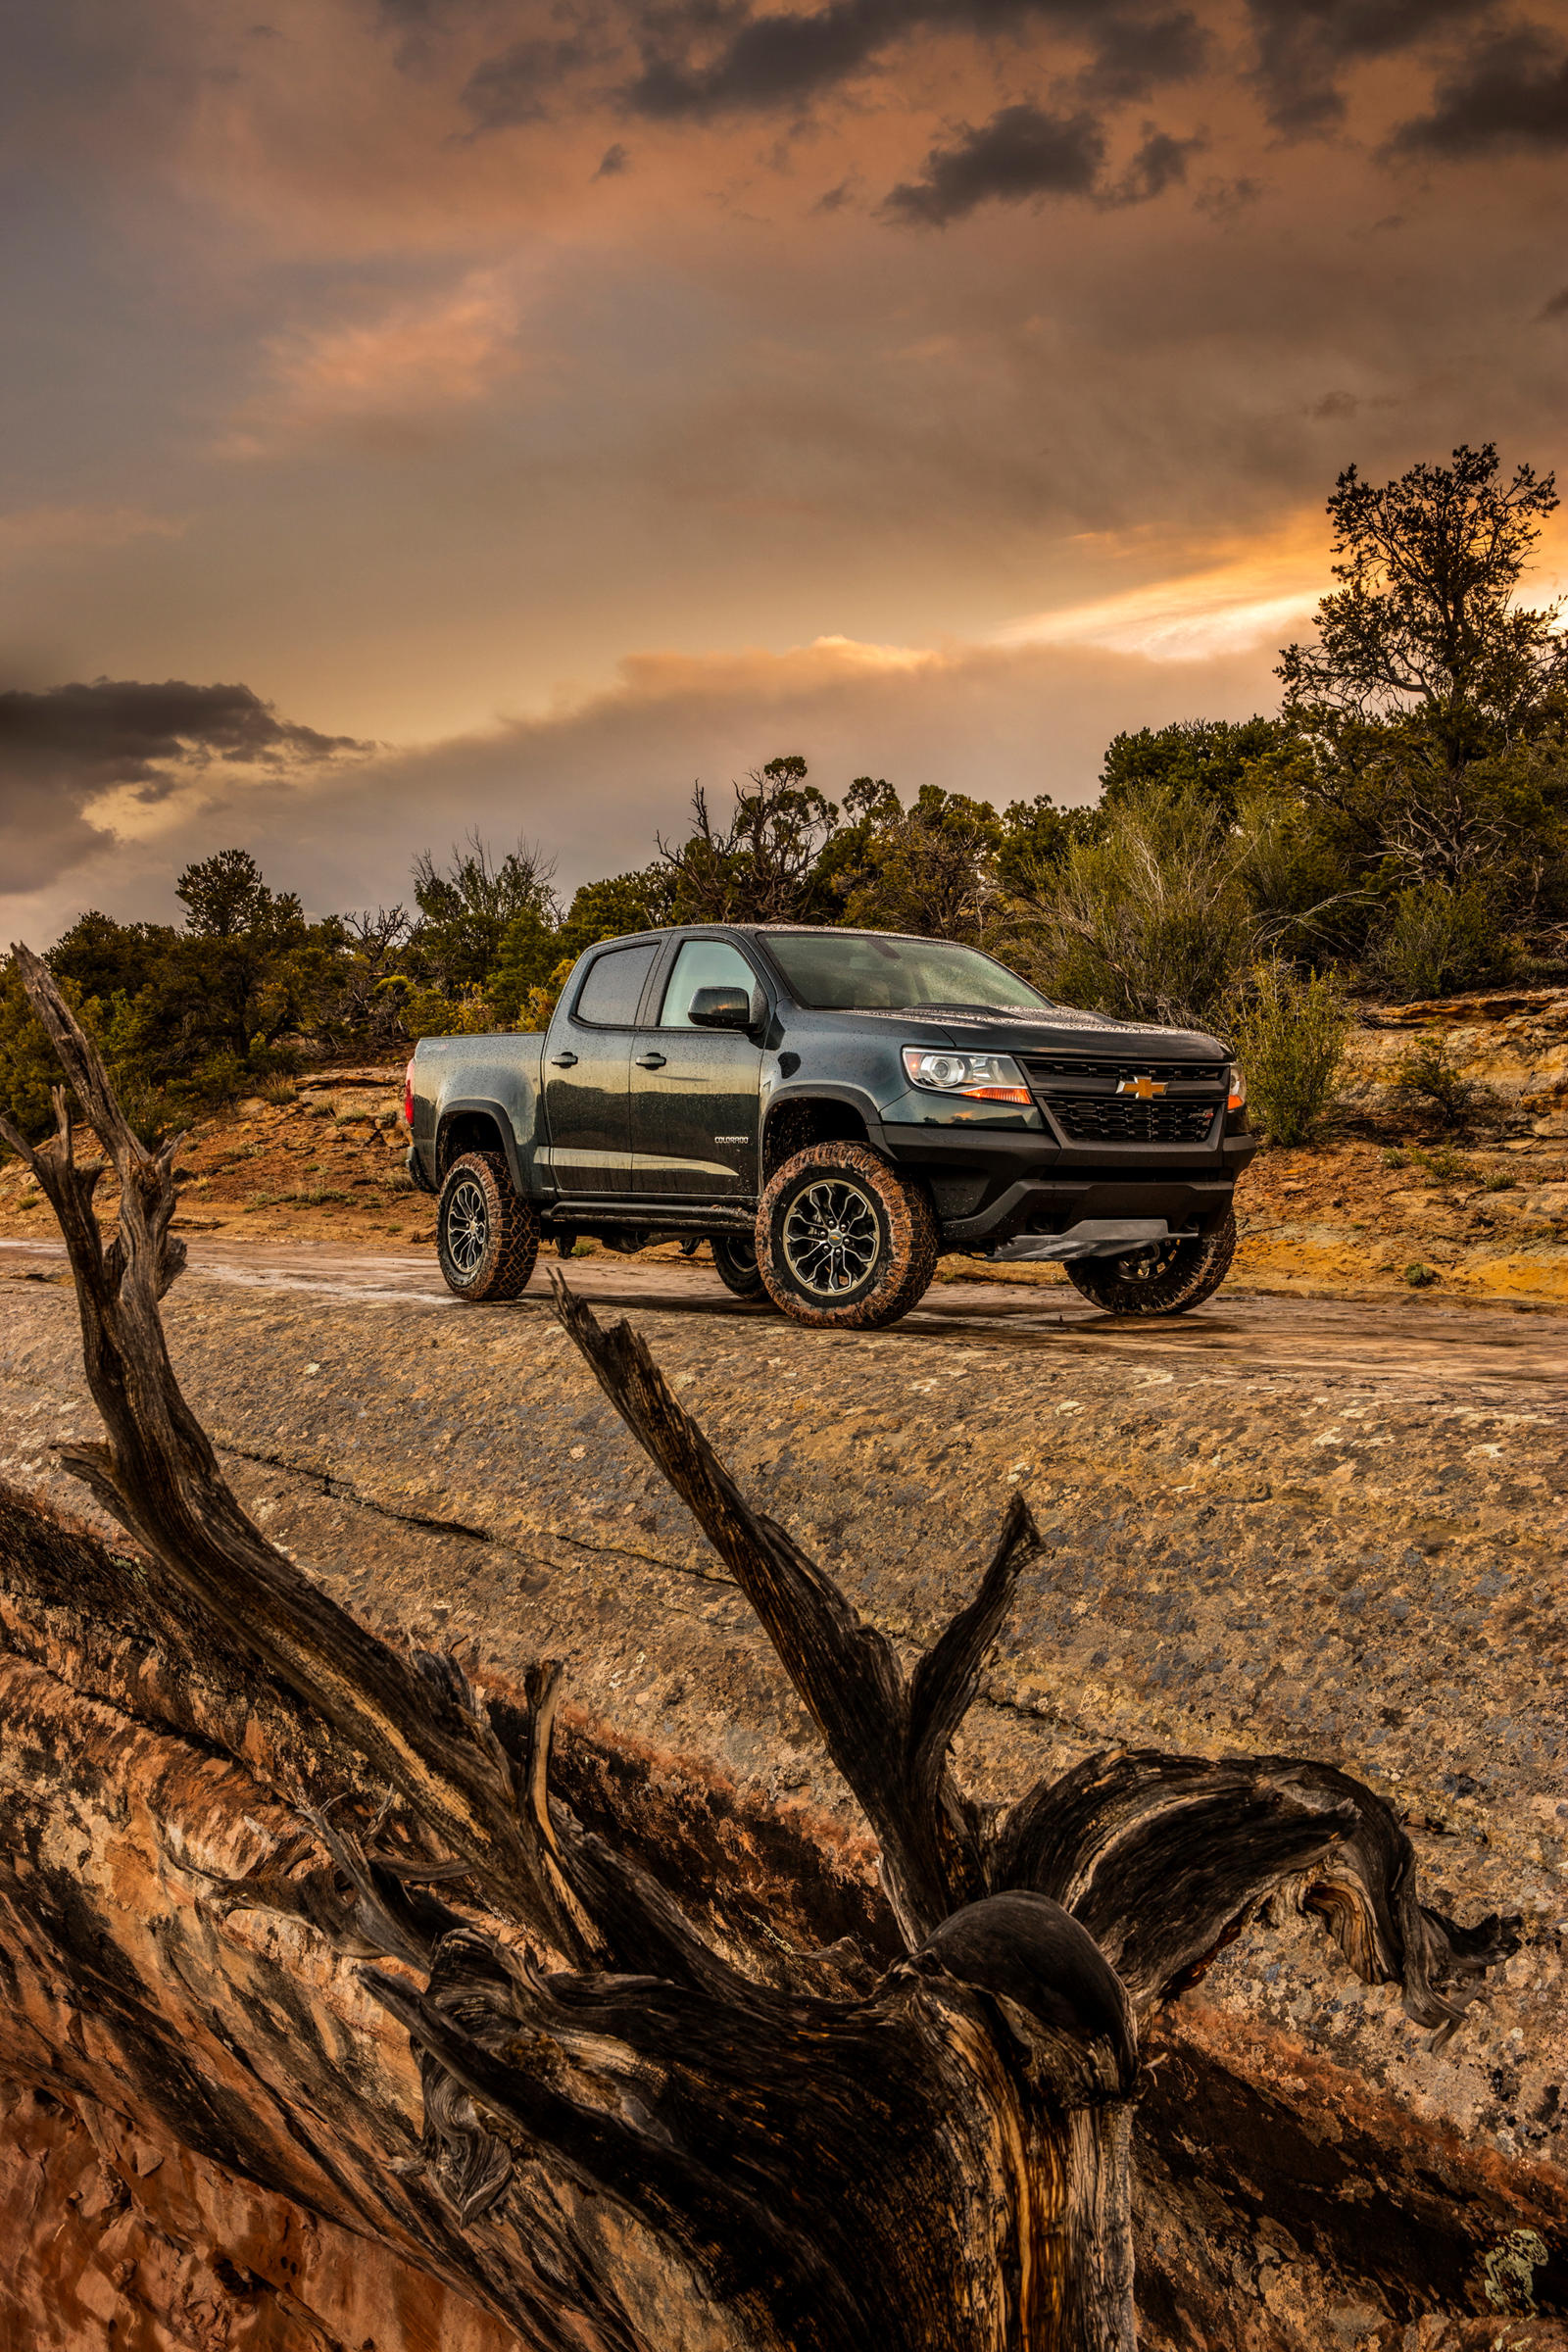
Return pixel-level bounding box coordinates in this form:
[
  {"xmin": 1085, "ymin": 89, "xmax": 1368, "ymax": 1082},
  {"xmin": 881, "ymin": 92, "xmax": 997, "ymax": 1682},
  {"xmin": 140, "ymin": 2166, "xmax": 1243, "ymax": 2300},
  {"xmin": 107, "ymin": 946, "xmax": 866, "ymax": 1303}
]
[{"xmin": 876, "ymin": 1122, "xmax": 1256, "ymax": 1249}]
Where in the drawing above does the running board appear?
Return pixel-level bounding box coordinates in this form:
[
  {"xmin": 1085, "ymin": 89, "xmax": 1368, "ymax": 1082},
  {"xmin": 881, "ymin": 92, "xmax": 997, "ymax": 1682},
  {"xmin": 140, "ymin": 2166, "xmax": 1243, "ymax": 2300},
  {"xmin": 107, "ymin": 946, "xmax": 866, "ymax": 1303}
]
[{"xmin": 540, "ymin": 1203, "xmax": 757, "ymax": 1238}]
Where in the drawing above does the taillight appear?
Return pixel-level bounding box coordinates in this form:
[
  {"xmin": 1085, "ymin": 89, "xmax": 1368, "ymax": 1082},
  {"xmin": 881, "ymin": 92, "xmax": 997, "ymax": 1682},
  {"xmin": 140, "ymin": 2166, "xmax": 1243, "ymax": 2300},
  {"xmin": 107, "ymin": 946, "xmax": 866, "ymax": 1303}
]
[{"xmin": 403, "ymin": 1058, "xmax": 416, "ymax": 1128}]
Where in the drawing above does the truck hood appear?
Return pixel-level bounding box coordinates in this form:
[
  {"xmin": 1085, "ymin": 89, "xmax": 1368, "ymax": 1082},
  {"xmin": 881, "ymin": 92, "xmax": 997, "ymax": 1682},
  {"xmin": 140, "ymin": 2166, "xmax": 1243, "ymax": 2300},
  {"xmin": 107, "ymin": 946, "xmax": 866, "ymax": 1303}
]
[{"xmin": 879, "ymin": 1004, "xmax": 1229, "ymax": 1064}]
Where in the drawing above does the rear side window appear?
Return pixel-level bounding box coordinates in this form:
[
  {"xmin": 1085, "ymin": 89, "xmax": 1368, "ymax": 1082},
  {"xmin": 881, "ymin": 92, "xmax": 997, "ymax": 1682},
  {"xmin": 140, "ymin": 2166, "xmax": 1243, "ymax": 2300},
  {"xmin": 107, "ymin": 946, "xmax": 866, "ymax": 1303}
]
[
  {"xmin": 659, "ymin": 938, "xmax": 758, "ymax": 1027},
  {"xmin": 572, "ymin": 943, "xmax": 659, "ymax": 1027}
]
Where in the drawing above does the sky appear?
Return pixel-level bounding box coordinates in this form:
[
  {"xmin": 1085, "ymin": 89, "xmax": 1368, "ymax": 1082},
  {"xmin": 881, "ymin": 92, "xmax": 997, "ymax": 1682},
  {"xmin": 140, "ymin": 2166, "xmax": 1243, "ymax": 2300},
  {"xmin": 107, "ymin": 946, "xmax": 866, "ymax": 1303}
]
[{"xmin": 3, "ymin": 0, "xmax": 1568, "ymax": 942}]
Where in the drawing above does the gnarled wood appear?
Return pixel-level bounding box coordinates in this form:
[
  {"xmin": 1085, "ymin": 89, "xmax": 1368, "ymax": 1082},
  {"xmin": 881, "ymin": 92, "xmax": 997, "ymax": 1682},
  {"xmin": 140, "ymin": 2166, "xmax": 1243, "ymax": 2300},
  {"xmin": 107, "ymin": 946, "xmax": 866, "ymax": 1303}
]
[{"xmin": 0, "ymin": 944, "xmax": 1521, "ymax": 2352}]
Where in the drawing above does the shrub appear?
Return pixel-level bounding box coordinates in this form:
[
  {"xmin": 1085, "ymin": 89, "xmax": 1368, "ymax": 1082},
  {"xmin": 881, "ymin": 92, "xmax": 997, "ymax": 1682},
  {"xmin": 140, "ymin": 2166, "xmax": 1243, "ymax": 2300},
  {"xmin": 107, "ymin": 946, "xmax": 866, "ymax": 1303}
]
[
  {"xmin": 1404, "ymin": 1262, "xmax": 1439, "ymax": 1288},
  {"xmin": 1018, "ymin": 786, "xmax": 1260, "ymax": 1027},
  {"xmin": 1390, "ymin": 1031, "xmax": 1494, "ymax": 1131},
  {"xmin": 1225, "ymin": 961, "xmax": 1350, "ymax": 1147},
  {"xmin": 1373, "ymin": 883, "xmax": 1512, "ymax": 1004}
]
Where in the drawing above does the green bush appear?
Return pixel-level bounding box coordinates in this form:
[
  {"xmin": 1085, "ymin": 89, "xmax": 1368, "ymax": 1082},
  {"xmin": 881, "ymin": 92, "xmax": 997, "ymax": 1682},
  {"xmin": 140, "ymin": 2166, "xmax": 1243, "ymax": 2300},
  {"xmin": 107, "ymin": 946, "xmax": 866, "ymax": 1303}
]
[
  {"xmin": 1374, "ymin": 883, "xmax": 1512, "ymax": 1003},
  {"xmin": 1021, "ymin": 786, "xmax": 1261, "ymax": 1026},
  {"xmin": 1225, "ymin": 961, "xmax": 1350, "ymax": 1147},
  {"xmin": 1390, "ymin": 1031, "xmax": 1494, "ymax": 1131}
]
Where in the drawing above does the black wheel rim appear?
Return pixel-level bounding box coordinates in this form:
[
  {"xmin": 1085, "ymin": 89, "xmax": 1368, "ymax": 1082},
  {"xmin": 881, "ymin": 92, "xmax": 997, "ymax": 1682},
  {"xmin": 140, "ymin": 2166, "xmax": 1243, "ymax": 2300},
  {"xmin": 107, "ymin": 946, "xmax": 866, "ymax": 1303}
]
[
  {"xmin": 782, "ymin": 1179, "xmax": 879, "ymax": 1298},
  {"xmin": 446, "ymin": 1177, "xmax": 489, "ymax": 1279}
]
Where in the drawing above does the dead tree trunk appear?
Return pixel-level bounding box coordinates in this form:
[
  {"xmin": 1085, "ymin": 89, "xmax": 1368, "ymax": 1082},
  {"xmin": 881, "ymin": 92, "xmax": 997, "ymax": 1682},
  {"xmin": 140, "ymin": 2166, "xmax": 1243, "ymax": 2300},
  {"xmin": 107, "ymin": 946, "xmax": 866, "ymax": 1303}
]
[{"xmin": 0, "ymin": 944, "xmax": 1519, "ymax": 2352}]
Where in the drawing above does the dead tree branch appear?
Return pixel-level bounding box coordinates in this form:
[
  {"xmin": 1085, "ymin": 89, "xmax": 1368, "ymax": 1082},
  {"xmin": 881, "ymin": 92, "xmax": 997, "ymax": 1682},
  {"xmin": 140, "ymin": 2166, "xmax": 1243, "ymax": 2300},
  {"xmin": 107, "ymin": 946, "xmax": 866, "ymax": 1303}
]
[{"xmin": 2, "ymin": 941, "xmax": 1520, "ymax": 2352}]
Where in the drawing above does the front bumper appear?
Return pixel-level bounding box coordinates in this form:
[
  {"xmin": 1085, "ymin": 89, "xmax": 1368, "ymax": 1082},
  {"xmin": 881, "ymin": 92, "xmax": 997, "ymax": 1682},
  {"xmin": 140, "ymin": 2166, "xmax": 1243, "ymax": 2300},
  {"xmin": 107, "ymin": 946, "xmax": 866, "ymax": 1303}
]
[{"xmin": 874, "ymin": 1120, "xmax": 1255, "ymax": 1248}]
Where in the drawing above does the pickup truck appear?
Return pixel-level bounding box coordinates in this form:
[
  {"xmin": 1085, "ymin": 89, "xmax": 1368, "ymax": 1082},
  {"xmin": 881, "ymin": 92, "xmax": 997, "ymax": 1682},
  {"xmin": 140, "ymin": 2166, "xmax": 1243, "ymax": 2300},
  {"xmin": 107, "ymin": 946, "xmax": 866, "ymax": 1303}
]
[{"xmin": 406, "ymin": 923, "xmax": 1256, "ymax": 1329}]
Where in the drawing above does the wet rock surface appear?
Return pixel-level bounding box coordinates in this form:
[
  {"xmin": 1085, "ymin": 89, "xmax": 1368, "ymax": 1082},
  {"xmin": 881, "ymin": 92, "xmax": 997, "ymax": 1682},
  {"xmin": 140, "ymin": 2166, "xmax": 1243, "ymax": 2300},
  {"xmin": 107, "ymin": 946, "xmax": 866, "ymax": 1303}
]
[{"xmin": 1, "ymin": 1254, "xmax": 1565, "ymax": 2347}]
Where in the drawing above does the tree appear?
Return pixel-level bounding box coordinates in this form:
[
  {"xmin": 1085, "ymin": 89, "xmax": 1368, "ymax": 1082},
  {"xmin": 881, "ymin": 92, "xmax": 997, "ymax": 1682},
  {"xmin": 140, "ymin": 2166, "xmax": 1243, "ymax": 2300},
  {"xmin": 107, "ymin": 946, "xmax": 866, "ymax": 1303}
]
[
  {"xmin": 176, "ymin": 847, "xmax": 298, "ymax": 941},
  {"xmin": 838, "ymin": 785, "xmax": 1003, "ymax": 940},
  {"xmin": 1279, "ymin": 444, "xmax": 1567, "ymax": 748},
  {"xmin": 659, "ymin": 757, "xmax": 843, "ymax": 924},
  {"xmin": 413, "ymin": 833, "xmax": 560, "ymax": 994},
  {"xmin": 1100, "ymin": 717, "xmax": 1289, "ymax": 826},
  {"xmin": 1272, "ymin": 446, "xmax": 1568, "ymax": 966},
  {"xmin": 995, "ymin": 793, "xmax": 1105, "ymax": 897}
]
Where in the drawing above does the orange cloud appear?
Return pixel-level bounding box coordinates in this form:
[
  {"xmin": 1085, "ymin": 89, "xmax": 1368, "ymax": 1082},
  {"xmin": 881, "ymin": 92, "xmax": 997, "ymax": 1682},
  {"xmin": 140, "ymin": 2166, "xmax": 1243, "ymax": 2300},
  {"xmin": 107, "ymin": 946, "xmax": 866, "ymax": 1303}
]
[{"xmin": 219, "ymin": 270, "xmax": 524, "ymax": 457}]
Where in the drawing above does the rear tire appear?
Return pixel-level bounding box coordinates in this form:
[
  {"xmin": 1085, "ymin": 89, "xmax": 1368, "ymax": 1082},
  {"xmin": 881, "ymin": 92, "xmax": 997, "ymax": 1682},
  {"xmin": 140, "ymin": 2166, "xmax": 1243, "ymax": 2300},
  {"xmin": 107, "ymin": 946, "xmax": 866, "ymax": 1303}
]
[
  {"xmin": 710, "ymin": 1231, "xmax": 771, "ymax": 1301},
  {"xmin": 1064, "ymin": 1209, "xmax": 1236, "ymax": 1316},
  {"xmin": 757, "ymin": 1144, "xmax": 937, "ymax": 1331},
  {"xmin": 436, "ymin": 1151, "xmax": 538, "ymax": 1301}
]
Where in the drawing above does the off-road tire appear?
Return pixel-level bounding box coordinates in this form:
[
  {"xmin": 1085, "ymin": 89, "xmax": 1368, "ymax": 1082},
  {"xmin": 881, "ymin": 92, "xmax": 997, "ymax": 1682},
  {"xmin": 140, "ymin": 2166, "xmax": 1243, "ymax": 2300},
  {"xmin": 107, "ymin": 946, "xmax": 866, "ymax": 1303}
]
[
  {"xmin": 436, "ymin": 1151, "xmax": 538, "ymax": 1301},
  {"xmin": 710, "ymin": 1231, "xmax": 772, "ymax": 1302},
  {"xmin": 757, "ymin": 1144, "xmax": 938, "ymax": 1331},
  {"xmin": 1064, "ymin": 1208, "xmax": 1236, "ymax": 1317}
]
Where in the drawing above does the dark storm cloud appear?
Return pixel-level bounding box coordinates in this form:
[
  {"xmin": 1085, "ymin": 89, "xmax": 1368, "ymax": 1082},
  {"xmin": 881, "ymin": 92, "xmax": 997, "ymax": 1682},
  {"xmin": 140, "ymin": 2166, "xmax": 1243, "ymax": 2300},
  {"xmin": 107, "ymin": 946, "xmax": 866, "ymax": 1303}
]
[
  {"xmin": 1246, "ymin": 0, "xmax": 1500, "ymax": 136},
  {"xmin": 1392, "ymin": 25, "xmax": 1568, "ymax": 154},
  {"xmin": 881, "ymin": 102, "xmax": 1105, "ymax": 224},
  {"xmin": 1076, "ymin": 9, "xmax": 1208, "ymax": 103},
  {"xmin": 0, "ymin": 680, "xmax": 368, "ymax": 893},
  {"xmin": 462, "ymin": 32, "xmax": 608, "ymax": 128},
  {"xmin": 608, "ymin": 0, "xmax": 1204, "ymax": 122}
]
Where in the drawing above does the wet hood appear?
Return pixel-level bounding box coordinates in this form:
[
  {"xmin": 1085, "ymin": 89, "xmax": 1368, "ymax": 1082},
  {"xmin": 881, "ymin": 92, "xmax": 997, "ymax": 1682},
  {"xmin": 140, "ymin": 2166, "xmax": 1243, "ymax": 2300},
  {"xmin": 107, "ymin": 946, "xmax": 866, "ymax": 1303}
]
[{"xmin": 896, "ymin": 1003, "xmax": 1229, "ymax": 1064}]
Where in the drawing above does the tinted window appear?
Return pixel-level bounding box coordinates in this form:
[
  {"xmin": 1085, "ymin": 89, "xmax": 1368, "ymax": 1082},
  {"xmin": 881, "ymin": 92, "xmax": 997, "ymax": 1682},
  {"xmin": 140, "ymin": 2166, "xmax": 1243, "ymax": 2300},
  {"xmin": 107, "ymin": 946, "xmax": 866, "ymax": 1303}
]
[
  {"xmin": 572, "ymin": 943, "xmax": 660, "ymax": 1027},
  {"xmin": 659, "ymin": 939, "xmax": 758, "ymax": 1027},
  {"xmin": 763, "ymin": 932, "xmax": 1050, "ymax": 1013}
]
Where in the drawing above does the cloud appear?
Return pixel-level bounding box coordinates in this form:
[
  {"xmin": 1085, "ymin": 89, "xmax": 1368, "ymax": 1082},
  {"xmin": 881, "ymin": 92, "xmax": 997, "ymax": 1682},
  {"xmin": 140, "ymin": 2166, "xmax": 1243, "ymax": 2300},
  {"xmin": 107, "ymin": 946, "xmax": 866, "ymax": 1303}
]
[
  {"xmin": 0, "ymin": 631, "xmax": 1283, "ymax": 943},
  {"xmin": 220, "ymin": 273, "xmax": 522, "ymax": 457},
  {"xmin": 1542, "ymin": 284, "xmax": 1568, "ymax": 320},
  {"xmin": 1077, "ymin": 9, "xmax": 1208, "ymax": 102},
  {"xmin": 615, "ymin": 0, "xmax": 1205, "ymax": 122},
  {"xmin": 1392, "ymin": 25, "xmax": 1568, "ymax": 154},
  {"xmin": 882, "ymin": 103, "xmax": 1106, "ymax": 225},
  {"xmin": 1102, "ymin": 125, "xmax": 1203, "ymax": 205},
  {"xmin": 595, "ymin": 140, "xmax": 631, "ymax": 175},
  {"xmin": 461, "ymin": 32, "xmax": 608, "ymax": 130},
  {"xmin": 0, "ymin": 679, "xmax": 368, "ymax": 895},
  {"xmin": 1246, "ymin": 0, "xmax": 1500, "ymax": 136}
]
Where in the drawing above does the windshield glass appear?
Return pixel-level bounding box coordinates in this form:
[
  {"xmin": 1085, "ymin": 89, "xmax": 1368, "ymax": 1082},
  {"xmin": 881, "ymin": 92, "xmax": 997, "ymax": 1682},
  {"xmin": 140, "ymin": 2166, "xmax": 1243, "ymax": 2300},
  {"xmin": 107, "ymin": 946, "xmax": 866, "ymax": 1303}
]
[{"xmin": 763, "ymin": 932, "xmax": 1051, "ymax": 1014}]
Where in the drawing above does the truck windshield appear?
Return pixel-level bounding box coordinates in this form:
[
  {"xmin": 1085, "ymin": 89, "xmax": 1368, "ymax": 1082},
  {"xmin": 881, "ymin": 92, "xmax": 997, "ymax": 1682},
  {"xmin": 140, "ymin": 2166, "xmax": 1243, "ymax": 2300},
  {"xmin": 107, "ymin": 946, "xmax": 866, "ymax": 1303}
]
[{"xmin": 763, "ymin": 933, "xmax": 1051, "ymax": 1014}]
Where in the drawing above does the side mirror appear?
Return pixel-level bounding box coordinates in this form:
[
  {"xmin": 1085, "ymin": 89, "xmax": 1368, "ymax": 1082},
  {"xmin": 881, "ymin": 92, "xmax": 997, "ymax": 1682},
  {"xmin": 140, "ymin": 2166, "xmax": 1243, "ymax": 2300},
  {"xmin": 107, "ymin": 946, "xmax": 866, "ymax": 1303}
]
[{"xmin": 688, "ymin": 986, "xmax": 755, "ymax": 1030}]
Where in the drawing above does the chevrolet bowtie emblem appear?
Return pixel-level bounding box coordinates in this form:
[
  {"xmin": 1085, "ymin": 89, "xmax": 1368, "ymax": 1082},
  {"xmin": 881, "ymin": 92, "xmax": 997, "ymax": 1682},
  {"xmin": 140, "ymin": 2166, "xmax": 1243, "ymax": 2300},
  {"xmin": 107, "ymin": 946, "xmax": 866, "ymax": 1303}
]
[{"xmin": 1117, "ymin": 1074, "xmax": 1166, "ymax": 1100}]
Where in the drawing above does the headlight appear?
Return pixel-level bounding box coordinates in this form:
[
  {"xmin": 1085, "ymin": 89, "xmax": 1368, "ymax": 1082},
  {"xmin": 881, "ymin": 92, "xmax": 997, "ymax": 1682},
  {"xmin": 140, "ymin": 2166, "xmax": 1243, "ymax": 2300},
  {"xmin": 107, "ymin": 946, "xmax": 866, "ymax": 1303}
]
[
  {"xmin": 902, "ymin": 1047, "xmax": 1032, "ymax": 1105},
  {"xmin": 1228, "ymin": 1064, "xmax": 1247, "ymax": 1110}
]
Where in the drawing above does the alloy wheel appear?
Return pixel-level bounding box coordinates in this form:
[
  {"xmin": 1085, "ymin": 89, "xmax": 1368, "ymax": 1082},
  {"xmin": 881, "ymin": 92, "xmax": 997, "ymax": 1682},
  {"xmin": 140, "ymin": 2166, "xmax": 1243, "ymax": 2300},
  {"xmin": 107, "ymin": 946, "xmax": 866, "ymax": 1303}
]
[
  {"xmin": 781, "ymin": 1178, "xmax": 880, "ymax": 1298},
  {"xmin": 445, "ymin": 1176, "xmax": 490, "ymax": 1279}
]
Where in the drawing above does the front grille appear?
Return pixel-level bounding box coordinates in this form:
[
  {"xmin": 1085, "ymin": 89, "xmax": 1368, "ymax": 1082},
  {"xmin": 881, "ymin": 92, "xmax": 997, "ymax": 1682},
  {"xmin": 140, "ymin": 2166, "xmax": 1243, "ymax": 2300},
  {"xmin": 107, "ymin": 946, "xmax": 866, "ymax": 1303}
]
[
  {"xmin": 1052, "ymin": 1099, "xmax": 1219, "ymax": 1144},
  {"xmin": 1024, "ymin": 1057, "xmax": 1211, "ymax": 1082},
  {"xmin": 1019, "ymin": 1054, "xmax": 1224, "ymax": 1147}
]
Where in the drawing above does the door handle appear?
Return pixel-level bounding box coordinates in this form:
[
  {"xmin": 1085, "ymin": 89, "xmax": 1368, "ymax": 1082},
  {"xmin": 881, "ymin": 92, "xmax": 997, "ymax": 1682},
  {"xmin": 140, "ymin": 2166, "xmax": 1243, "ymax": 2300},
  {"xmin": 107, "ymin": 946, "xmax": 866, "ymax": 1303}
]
[
  {"xmin": 550, "ymin": 1051, "xmax": 578, "ymax": 1068},
  {"xmin": 634, "ymin": 1052, "xmax": 667, "ymax": 1069}
]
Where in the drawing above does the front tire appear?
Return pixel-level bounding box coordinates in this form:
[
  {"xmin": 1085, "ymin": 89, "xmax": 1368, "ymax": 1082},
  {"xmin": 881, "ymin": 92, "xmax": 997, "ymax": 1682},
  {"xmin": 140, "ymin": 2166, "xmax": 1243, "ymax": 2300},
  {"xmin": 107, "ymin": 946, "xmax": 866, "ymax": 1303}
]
[
  {"xmin": 1064, "ymin": 1210, "xmax": 1236, "ymax": 1316},
  {"xmin": 757, "ymin": 1144, "xmax": 938, "ymax": 1330},
  {"xmin": 710, "ymin": 1231, "xmax": 772, "ymax": 1301},
  {"xmin": 437, "ymin": 1151, "xmax": 538, "ymax": 1301}
]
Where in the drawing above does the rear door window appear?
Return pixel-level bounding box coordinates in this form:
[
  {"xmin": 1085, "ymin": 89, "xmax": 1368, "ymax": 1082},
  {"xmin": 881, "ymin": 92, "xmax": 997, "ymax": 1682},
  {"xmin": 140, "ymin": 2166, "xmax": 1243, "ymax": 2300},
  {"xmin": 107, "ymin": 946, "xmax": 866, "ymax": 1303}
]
[{"xmin": 573, "ymin": 943, "xmax": 659, "ymax": 1027}]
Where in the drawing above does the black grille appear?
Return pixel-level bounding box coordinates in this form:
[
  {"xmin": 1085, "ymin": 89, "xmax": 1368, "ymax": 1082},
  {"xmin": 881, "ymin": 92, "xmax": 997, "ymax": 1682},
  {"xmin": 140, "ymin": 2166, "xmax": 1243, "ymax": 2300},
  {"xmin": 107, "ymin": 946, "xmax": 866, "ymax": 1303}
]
[
  {"xmin": 1052, "ymin": 1099, "xmax": 1219, "ymax": 1144},
  {"xmin": 1023, "ymin": 1057, "xmax": 1214, "ymax": 1082},
  {"xmin": 1019, "ymin": 1054, "xmax": 1224, "ymax": 1147}
]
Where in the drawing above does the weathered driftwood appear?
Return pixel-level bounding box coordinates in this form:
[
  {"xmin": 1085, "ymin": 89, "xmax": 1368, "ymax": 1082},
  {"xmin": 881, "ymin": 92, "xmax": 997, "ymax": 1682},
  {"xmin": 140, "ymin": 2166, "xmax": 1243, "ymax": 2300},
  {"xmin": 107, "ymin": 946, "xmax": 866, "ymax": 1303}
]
[{"xmin": 0, "ymin": 943, "xmax": 1520, "ymax": 2352}]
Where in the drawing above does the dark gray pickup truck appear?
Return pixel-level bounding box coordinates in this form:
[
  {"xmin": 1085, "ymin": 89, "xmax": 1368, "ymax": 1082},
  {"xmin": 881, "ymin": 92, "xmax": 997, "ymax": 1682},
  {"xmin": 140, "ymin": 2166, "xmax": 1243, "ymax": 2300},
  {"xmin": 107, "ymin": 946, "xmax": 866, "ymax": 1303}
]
[{"xmin": 406, "ymin": 923, "xmax": 1255, "ymax": 1328}]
